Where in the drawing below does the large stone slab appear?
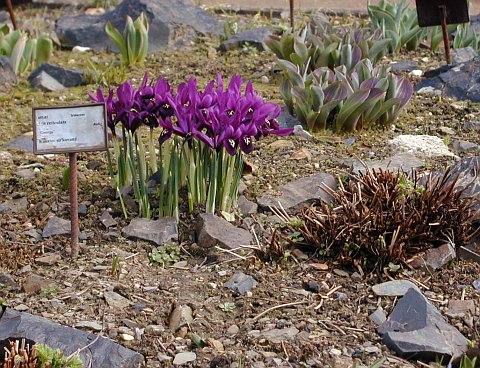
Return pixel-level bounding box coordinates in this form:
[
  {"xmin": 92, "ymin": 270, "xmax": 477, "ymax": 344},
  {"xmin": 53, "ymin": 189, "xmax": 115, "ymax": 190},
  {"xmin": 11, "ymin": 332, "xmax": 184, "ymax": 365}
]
[
  {"xmin": 2, "ymin": 132, "xmax": 33, "ymax": 152},
  {"xmin": 257, "ymin": 172, "xmax": 336, "ymax": 212},
  {"xmin": 196, "ymin": 213, "xmax": 253, "ymax": 249},
  {"xmin": 122, "ymin": 217, "xmax": 178, "ymax": 246},
  {"xmin": 352, "ymin": 153, "xmax": 424, "ymax": 175},
  {"xmin": 415, "ymin": 56, "xmax": 480, "ymax": 102},
  {"xmin": 55, "ymin": 0, "xmax": 223, "ymax": 51},
  {"xmin": 378, "ymin": 288, "xmax": 468, "ymax": 361},
  {"xmin": 28, "ymin": 63, "xmax": 86, "ymax": 92},
  {"xmin": 0, "ymin": 308, "xmax": 144, "ymax": 367},
  {"xmin": 389, "ymin": 135, "xmax": 457, "ymax": 159}
]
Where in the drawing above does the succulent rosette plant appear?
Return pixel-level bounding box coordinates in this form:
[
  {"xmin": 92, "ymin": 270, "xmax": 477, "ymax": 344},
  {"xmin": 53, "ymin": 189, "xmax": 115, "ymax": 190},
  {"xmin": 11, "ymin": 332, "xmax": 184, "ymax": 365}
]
[{"xmin": 89, "ymin": 74, "xmax": 292, "ymax": 218}]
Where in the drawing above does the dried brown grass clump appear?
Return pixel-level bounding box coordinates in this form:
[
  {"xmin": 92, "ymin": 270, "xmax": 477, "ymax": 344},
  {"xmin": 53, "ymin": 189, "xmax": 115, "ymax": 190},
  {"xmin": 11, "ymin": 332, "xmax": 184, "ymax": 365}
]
[{"xmin": 298, "ymin": 167, "xmax": 479, "ymax": 271}]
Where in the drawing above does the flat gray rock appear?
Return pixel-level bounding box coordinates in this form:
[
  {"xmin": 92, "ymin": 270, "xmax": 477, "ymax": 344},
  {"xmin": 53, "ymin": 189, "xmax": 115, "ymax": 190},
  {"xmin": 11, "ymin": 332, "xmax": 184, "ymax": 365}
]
[
  {"xmin": 42, "ymin": 216, "xmax": 71, "ymax": 238},
  {"xmin": 224, "ymin": 272, "xmax": 257, "ymax": 295},
  {"xmin": 99, "ymin": 210, "xmax": 117, "ymax": 228},
  {"xmin": 257, "ymin": 172, "xmax": 336, "ymax": 212},
  {"xmin": 28, "ymin": 63, "xmax": 86, "ymax": 92},
  {"xmin": 1, "ymin": 197, "xmax": 28, "ymax": 215},
  {"xmin": 352, "ymin": 153, "xmax": 424, "ymax": 175},
  {"xmin": 261, "ymin": 327, "xmax": 299, "ymax": 344},
  {"xmin": 104, "ymin": 291, "xmax": 133, "ymax": 309},
  {"xmin": 55, "ymin": 0, "xmax": 223, "ymax": 51},
  {"xmin": 0, "ymin": 308, "xmax": 143, "ymax": 367},
  {"xmin": 451, "ymin": 47, "xmax": 478, "ymax": 65},
  {"xmin": 410, "ymin": 243, "xmax": 456, "ymax": 271},
  {"xmin": 378, "ymin": 288, "xmax": 468, "ymax": 361},
  {"xmin": 389, "ymin": 135, "xmax": 457, "ymax": 159},
  {"xmin": 238, "ymin": 195, "xmax": 258, "ymax": 215},
  {"xmin": 372, "ymin": 280, "xmax": 420, "ymax": 297},
  {"xmin": 2, "ymin": 133, "xmax": 33, "ymax": 152},
  {"xmin": 196, "ymin": 213, "xmax": 252, "ymax": 249},
  {"xmin": 0, "ymin": 55, "xmax": 16, "ymax": 85},
  {"xmin": 220, "ymin": 27, "xmax": 276, "ymax": 51},
  {"xmin": 122, "ymin": 217, "xmax": 177, "ymax": 246},
  {"xmin": 173, "ymin": 351, "xmax": 196, "ymax": 365}
]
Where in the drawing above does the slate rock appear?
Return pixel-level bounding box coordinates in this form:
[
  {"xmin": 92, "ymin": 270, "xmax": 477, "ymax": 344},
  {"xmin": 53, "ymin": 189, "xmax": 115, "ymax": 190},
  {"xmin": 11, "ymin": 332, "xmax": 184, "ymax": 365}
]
[
  {"xmin": 378, "ymin": 288, "xmax": 468, "ymax": 361},
  {"xmin": 35, "ymin": 253, "xmax": 61, "ymax": 266},
  {"xmin": 447, "ymin": 299, "xmax": 475, "ymax": 317},
  {"xmin": 415, "ymin": 56, "xmax": 480, "ymax": 102},
  {"xmin": 2, "ymin": 133, "xmax": 33, "ymax": 152},
  {"xmin": 463, "ymin": 121, "xmax": 480, "ymax": 131},
  {"xmin": 2, "ymin": 197, "xmax": 28, "ymax": 214},
  {"xmin": 122, "ymin": 217, "xmax": 177, "ymax": 246},
  {"xmin": 451, "ymin": 47, "xmax": 478, "ymax": 65},
  {"xmin": 390, "ymin": 60, "xmax": 419, "ymax": 73},
  {"xmin": 196, "ymin": 213, "xmax": 253, "ymax": 249},
  {"xmin": 0, "ymin": 55, "xmax": 15, "ymax": 85},
  {"xmin": 104, "ymin": 291, "xmax": 133, "ymax": 309},
  {"xmin": 0, "ymin": 273, "xmax": 18, "ymax": 291},
  {"xmin": 389, "ymin": 135, "xmax": 457, "ymax": 159},
  {"xmin": 277, "ymin": 105, "xmax": 301, "ymax": 129},
  {"xmin": 75, "ymin": 320, "xmax": 103, "ymax": 331},
  {"xmin": 99, "ymin": 210, "xmax": 117, "ymax": 228},
  {"xmin": 352, "ymin": 153, "xmax": 424, "ymax": 175},
  {"xmin": 0, "ymin": 308, "xmax": 143, "ymax": 367},
  {"xmin": 28, "ymin": 63, "xmax": 86, "ymax": 92},
  {"xmin": 42, "ymin": 216, "xmax": 71, "ymax": 238},
  {"xmin": 238, "ymin": 195, "xmax": 258, "ymax": 215},
  {"xmin": 410, "ymin": 243, "xmax": 456, "ymax": 271},
  {"xmin": 224, "ymin": 272, "xmax": 257, "ymax": 295},
  {"xmin": 372, "ymin": 280, "xmax": 420, "ymax": 297},
  {"xmin": 15, "ymin": 169, "xmax": 36, "ymax": 180},
  {"xmin": 257, "ymin": 172, "xmax": 336, "ymax": 212},
  {"xmin": 369, "ymin": 307, "xmax": 387, "ymax": 326},
  {"xmin": 261, "ymin": 327, "xmax": 299, "ymax": 344},
  {"xmin": 173, "ymin": 351, "xmax": 196, "ymax": 365},
  {"xmin": 450, "ymin": 139, "xmax": 479, "ymax": 153},
  {"xmin": 473, "ymin": 279, "xmax": 480, "ymax": 291},
  {"xmin": 168, "ymin": 304, "xmax": 193, "ymax": 332},
  {"xmin": 220, "ymin": 27, "xmax": 276, "ymax": 51},
  {"xmin": 55, "ymin": 0, "xmax": 222, "ymax": 51}
]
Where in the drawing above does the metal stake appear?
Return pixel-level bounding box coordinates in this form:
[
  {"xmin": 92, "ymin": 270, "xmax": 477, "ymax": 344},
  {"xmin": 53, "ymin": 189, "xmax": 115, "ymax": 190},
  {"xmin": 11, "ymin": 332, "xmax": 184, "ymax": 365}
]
[
  {"xmin": 5, "ymin": 0, "xmax": 18, "ymax": 30},
  {"xmin": 289, "ymin": 0, "xmax": 294, "ymax": 30},
  {"xmin": 69, "ymin": 152, "xmax": 79, "ymax": 257},
  {"xmin": 439, "ymin": 5, "xmax": 451, "ymax": 65}
]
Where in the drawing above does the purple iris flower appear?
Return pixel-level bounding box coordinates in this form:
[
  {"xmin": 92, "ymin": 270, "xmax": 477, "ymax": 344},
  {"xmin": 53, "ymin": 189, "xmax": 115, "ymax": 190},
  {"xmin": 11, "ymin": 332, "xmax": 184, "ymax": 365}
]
[
  {"xmin": 88, "ymin": 88, "xmax": 116, "ymax": 133},
  {"xmin": 113, "ymin": 81, "xmax": 142, "ymax": 133}
]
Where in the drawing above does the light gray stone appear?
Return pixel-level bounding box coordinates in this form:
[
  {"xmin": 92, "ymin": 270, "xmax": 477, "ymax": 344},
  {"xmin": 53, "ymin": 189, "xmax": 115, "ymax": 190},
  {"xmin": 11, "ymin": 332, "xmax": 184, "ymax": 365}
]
[
  {"xmin": 104, "ymin": 291, "xmax": 133, "ymax": 309},
  {"xmin": 173, "ymin": 351, "xmax": 196, "ymax": 365},
  {"xmin": 0, "ymin": 56, "xmax": 15, "ymax": 85},
  {"xmin": 450, "ymin": 139, "xmax": 479, "ymax": 153},
  {"xmin": 220, "ymin": 27, "xmax": 276, "ymax": 51},
  {"xmin": 410, "ymin": 243, "xmax": 456, "ymax": 271},
  {"xmin": 369, "ymin": 307, "xmax": 387, "ymax": 326},
  {"xmin": 2, "ymin": 133, "xmax": 33, "ymax": 152},
  {"xmin": 452, "ymin": 47, "xmax": 478, "ymax": 64},
  {"xmin": 447, "ymin": 300, "xmax": 475, "ymax": 317},
  {"xmin": 372, "ymin": 280, "xmax": 420, "ymax": 297},
  {"xmin": 75, "ymin": 320, "xmax": 103, "ymax": 331},
  {"xmin": 99, "ymin": 210, "xmax": 117, "ymax": 228},
  {"xmin": 122, "ymin": 217, "xmax": 177, "ymax": 246},
  {"xmin": 257, "ymin": 172, "xmax": 336, "ymax": 212},
  {"xmin": 378, "ymin": 288, "xmax": 468, "ymax": 361},
  {"xmin": 0, "ymin": 151, "xmax": 13, "ymax": 163},
  {"xmin": 473, "ymin": 279, "xmax": 480, "ymax": 291},
  {"xmin": 261, "ymin": 327, "xmax": 299, "ymax": 344},
  {"xmin": 196, "ymin": 213, "xmax": 252, "ymax": 249},
  {"xmin": 2, "ymin": 197, "xmax": 28, "ymax": 214},
  {"xmin": 238, "ymin": 195, "xmax": 258, "ymax": 215},
  {"xmin": 35, "ymin": 253, "xmax": 61, "ymax": 266},
  {"xmin": 42, "ymin": 216, "xmax": 71, "ymax": 238},
  {"xmin": 389, "ymin": 135, "xmax": 457, "ymax": 159},
  {"xmin": 224, "ymin": 272, "xmax": 257, "ymax": 295}
]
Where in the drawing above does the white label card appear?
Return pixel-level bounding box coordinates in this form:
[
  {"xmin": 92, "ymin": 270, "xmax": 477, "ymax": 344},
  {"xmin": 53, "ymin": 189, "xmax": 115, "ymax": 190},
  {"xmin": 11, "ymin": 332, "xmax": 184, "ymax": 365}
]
[{"xmin": 33, "ymin": 103, "xmax": 107, "ymax": 154}]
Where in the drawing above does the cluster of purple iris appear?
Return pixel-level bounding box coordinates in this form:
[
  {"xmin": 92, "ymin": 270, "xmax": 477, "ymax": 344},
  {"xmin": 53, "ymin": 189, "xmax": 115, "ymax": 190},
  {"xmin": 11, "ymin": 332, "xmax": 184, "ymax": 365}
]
[{"xmin": 88, "ymin": 74, "xmax": 293, "ymax": 155}]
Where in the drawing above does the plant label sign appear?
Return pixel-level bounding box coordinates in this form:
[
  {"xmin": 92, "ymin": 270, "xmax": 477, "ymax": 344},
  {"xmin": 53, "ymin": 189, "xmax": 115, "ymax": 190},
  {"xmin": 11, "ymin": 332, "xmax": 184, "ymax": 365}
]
[
  {"xmin": 415, "ymin": 0, "xmax": 469, "ymax": 27},
  {"xmin": 32, "ymin": 103, "xmax": 107, "ymax": 155}
]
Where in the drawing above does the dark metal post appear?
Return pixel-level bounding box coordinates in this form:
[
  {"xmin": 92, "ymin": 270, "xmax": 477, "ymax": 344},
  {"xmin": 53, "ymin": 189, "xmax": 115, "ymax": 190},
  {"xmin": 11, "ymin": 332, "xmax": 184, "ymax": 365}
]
[
  {"xmin": 69, "ymin": 152, "xmax": 79, "ymax": 257},
  {"xmin": 5, "ymin": 0, "xmax": 18, "ymax": 30},
  {"xmin": 439, "ymin": 5, "xmax": 451, "ymax": 65},
  {"xmin": 289, "ymin": 0, "xmax": 294, "ymax": 30}
]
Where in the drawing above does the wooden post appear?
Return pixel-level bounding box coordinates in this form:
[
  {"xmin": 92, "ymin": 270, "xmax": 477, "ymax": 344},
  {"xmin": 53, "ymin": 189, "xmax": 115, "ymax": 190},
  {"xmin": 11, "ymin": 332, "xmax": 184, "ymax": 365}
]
[
  {"xmin": 69, "ymin": 152, "xmax": 79, "ymax": 257},
  {"xmin": 5, "ymin": 0, "xmax": 18, "ymax": 30},
  {"xmin": 289, "ymin": 0, "xmax": 294, "ymax": 30},
  {"xmin": 439, "ymin": 5, "xmax": 452, "ymax": 65}
]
